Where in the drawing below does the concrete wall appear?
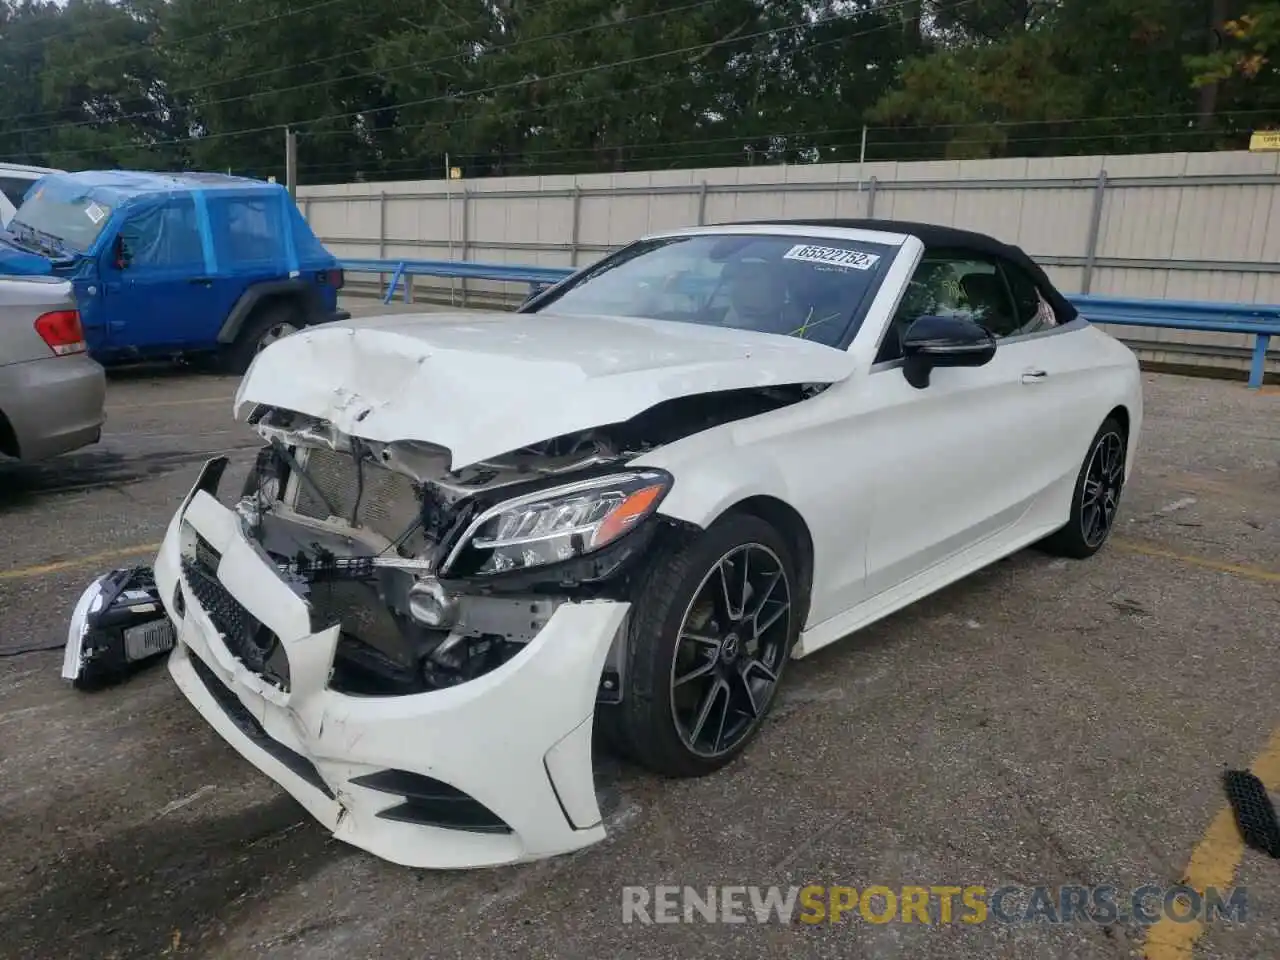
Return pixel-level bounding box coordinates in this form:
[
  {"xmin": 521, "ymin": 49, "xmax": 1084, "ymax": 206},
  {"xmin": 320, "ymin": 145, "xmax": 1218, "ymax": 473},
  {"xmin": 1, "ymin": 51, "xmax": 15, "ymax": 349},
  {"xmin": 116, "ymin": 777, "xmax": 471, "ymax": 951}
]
[{"xmin": 299, "ymin": 150, "xmax": 1280, "ymax": 376}]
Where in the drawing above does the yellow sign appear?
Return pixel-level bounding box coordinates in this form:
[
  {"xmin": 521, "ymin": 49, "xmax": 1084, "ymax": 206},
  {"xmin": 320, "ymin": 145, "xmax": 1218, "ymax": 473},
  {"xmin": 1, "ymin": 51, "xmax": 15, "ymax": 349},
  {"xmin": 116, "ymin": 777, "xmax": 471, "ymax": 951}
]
[
  {"xmin": 1249, "ymin": 131, "xmax": 1280, "ymax": 151},
  {"xmin": 449, "ymin": 167, "xmax": 462, "ymax": 180}
]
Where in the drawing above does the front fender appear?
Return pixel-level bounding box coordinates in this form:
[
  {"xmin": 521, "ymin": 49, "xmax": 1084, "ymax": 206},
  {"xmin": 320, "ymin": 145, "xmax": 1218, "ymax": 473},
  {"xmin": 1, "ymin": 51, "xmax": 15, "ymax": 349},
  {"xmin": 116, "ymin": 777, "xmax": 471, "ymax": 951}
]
[{"xmin": 634, "ymin": 429, "xmax": 795, "ymax": 529}]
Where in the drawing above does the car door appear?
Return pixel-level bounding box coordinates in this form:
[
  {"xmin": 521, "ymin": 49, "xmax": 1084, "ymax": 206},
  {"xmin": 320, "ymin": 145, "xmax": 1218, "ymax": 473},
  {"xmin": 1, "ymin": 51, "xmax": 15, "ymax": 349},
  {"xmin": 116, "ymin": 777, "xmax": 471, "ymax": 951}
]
[
  {"xmin": 100, "ymin": 195, "xmax": 220, "ymax": 352},
  {"xmin": 858, "ymin": 248, "xmax": 1064, "ymax": 598},
  {"xmin": 988, "ymin": 256, "xmax": 1105, "ymax": 512}
]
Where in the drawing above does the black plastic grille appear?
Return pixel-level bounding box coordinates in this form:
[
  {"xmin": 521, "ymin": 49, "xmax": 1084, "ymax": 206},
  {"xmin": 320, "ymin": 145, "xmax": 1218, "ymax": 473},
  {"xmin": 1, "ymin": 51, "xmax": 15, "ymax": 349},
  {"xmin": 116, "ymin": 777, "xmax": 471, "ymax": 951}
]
[
  {"xmin": 180, "ymin": 556, "xmax": 290, "ymax": 689},
  {"xmin": 182, "ymin": 558, "xmax": 252, "ymax": 641},
  {"xmin": 193, "ymin": 533, "xmax": 221, "ymax": 576},
  {"xmin": 1224, "ymin": 769, "xmax": 1280, "ymax": 858}
]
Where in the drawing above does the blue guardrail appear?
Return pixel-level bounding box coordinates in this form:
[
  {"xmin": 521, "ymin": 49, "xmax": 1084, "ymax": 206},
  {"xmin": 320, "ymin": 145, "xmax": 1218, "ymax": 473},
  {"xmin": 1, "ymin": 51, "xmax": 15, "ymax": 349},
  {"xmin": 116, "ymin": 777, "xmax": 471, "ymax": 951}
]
[{"xmin": 341, "ymin": 257, "xmax": 1278, "ymax": 388}]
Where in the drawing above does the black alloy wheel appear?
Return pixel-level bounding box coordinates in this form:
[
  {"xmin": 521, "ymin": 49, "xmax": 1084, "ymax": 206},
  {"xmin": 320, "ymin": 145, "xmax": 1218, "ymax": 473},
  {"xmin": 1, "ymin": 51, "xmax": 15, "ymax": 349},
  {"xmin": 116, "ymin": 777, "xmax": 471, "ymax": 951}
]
[
  {"xmin": 669, "ymin": 542, "xmax": 792, "ymax": 758},
  {"xmin": 1081, "ymin": 428, "xmax": 1126, "ymax": 548},
  {"xmin": 597, "ymin": 512, "xmax": 802, "ymax": 777},
  {"xmin": 1038, "ymin": 415, "xmax": 1128, "ymax": 560}
]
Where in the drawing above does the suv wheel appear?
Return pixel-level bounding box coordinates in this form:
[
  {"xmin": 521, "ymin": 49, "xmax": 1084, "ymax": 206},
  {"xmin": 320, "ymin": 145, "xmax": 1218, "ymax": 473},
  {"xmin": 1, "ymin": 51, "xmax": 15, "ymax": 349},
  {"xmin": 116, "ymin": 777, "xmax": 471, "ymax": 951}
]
[{"xmin": 223, "ymin": 304, "xmax": 300, "ymax": 375}]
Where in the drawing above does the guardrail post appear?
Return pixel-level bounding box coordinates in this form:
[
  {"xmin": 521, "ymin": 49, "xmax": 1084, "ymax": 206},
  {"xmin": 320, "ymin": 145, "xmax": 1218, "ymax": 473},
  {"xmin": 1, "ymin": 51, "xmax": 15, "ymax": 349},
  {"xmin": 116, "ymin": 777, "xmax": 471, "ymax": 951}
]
[
  {"xmin": 460, "ymin": 188, "xmax": 470, "ymax": 306},
  {"xmin": 1249, "ymin": 334, "xmax": 1271, "ymax": 388},
  {"xmin": 384, "ymin": 262, "xmax": 405, "ymax": 305},
  {"xmin": 378, "ymin": 191, "xmax": 387, "ymax": 298},
  {"xmin": 697, "ymin": 180, "xmax": 708, "ymax": 226},
  {"xmin": 866, "ymin": 177, "xmax": 878, "ymax": 218},
  {"xmin": 1082, "ymin": 169, "xmax": 1108, "ymax": 294},
  {"xmin": 570, "ymin": 185, "xmax": 582, "ymax": 267},
  {"xmin": 303, "ymin": 198, "xmax": 312, "ymax": 223}
]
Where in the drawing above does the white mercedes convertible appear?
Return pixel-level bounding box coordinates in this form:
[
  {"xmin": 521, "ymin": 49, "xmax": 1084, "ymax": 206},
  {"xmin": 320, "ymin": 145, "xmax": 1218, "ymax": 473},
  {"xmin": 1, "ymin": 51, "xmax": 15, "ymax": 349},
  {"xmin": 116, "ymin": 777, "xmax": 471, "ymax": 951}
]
[{"xmin": 152, "ymin": 219, "xmax": 1142, "ymax": 869}]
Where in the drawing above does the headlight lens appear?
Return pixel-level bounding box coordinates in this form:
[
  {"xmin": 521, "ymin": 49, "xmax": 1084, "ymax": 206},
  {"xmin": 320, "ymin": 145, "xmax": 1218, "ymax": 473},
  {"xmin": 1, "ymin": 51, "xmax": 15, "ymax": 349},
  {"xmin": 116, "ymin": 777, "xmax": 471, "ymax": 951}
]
[{"xmin": 446, "ymin": 470, "xmax": 671, "ymax": 576}]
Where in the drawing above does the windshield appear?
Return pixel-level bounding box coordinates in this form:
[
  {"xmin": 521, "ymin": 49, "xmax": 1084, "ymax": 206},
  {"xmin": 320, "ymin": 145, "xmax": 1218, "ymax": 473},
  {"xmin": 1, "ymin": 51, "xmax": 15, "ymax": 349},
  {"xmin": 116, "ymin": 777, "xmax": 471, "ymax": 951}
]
[
  {"xmin": 522, "ymin": 232, "xmax": 898, "ymax": 347},
  {"xmin": 10, "ymin": 189, "xmax": 113, "ymax": 255}
]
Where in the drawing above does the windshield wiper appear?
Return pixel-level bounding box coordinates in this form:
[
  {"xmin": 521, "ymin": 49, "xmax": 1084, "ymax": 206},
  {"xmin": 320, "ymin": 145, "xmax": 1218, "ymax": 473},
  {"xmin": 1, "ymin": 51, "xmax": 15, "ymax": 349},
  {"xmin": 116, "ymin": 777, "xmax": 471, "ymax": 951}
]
[
  {"xmin": 31, "ymin": 227, "xmax": 67, "ymax": 257},
  {"xmin": 9, "ymin": 221, "xmax": 70, "ymax": 257},
  {"xmin": 4, "ymin": 223, "xmax": 44, "ymax": 255}
]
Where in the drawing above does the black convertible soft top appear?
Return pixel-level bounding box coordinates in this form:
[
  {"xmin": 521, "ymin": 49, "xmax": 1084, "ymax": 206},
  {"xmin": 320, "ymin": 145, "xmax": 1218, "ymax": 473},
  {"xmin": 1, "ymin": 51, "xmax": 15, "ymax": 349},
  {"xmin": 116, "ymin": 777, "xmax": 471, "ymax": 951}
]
[{"xmin": 734, "ymin": 218, "xmax": 1079, "ymax": 325}]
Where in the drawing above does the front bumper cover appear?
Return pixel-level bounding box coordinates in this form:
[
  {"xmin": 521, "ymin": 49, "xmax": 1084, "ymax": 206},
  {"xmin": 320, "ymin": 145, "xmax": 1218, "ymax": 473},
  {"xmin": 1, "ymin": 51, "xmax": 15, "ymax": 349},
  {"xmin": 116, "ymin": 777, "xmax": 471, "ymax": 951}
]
[{"xmin": 154, "ymin": 457, "xmax": 628, "ymax": 869}]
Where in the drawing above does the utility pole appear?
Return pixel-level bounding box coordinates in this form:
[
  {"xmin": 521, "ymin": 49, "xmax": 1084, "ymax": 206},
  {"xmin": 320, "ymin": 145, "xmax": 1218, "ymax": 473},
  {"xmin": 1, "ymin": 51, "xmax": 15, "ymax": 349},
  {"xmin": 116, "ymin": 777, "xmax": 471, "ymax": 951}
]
[
  {"xmin": 445, "ymin": 153, "xmax": 456, "ymax": 306},
  {"xmin": 285, "ymin": 127, "xmax": 298, "ymax": 200},
  {"xmin": 857, "ymin": 124, "xmax": 867, "ymax": 191}
]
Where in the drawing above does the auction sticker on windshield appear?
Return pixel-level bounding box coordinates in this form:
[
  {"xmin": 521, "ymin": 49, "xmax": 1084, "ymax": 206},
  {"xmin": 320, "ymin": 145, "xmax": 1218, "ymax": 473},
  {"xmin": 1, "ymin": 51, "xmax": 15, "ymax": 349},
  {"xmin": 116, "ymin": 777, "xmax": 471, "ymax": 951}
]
[
  {"xmin": 84, "ymin": 202, "xmax": 106, "ymax": 225},
  {"xmin": 783, "ymin": 244, "xmax": 881, "ymax": 270}
]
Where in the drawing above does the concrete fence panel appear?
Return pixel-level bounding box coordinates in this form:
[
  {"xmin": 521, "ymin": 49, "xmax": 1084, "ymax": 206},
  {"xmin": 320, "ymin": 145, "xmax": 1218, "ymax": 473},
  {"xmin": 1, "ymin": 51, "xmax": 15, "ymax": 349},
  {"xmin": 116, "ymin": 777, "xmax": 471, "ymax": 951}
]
[{"xmin": 303, "ymin": 150, "xmax": 1280, "ymax": 375}]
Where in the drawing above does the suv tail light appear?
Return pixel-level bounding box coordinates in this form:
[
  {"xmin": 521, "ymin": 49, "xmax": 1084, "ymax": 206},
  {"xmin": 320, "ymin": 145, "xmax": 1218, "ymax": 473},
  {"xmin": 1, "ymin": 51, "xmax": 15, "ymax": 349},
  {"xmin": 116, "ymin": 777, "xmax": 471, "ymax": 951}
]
[
  {"xmin": 35, "ymin": 309, "xmax": 87, "ymax": 356},
  {"xmin": 319, "ymin": 267, "xmax": 344, "ymax": 290}
]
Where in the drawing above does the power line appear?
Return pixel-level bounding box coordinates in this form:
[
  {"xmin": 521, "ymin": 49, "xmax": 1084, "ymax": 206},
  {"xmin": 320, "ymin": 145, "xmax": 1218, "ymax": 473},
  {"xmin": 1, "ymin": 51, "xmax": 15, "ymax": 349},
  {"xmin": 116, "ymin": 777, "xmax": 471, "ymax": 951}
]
[
  {"xmin": 414, "ymin": 126, "xmax": 1249, "ymax": 175},
  {"xmin": 290, "ymin": 122, "xmax": 1251, "ymax": 182},
  {"xmin": 292, "ymin": 108, "xmax": 1275, "ymax": 176}
]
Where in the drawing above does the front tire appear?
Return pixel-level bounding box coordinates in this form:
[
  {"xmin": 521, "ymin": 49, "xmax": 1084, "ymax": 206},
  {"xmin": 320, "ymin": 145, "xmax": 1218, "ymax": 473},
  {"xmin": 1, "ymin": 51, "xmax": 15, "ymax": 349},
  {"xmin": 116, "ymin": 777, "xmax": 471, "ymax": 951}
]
[
  {"xmin": 601, "ymin": 514, "xmax": 801, "ymax": 777},
  {"xmin": 1039, "ymin": 416, "xmax": 1128, "ymax": 559}
]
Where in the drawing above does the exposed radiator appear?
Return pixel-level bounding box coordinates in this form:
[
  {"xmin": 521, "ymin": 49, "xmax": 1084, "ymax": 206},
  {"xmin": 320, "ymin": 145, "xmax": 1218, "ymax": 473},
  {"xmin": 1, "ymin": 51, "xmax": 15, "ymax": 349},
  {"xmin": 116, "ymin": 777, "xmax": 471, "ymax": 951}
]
[{"xmin": 292, "ymin": 447, "xmax": 427, "ymax": 554}]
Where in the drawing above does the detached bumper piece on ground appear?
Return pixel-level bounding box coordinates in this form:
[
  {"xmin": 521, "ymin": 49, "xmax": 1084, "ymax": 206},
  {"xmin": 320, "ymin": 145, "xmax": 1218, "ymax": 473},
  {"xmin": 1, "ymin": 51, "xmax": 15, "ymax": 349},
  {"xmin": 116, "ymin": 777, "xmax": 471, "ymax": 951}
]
[
  {"xmin": 1223, "ymin": 769, "xmax": 1280, "ymax": 859},
  {"xmin": 62, "ymin": 566, "xmax": 175, "ymax": 690}
]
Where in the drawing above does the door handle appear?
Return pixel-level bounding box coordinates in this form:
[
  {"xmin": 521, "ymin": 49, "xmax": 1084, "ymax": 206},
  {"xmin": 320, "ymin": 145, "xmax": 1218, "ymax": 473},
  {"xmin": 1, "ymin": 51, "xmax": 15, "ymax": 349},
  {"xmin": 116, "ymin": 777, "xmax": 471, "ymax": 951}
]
[
  {"xmin": 1021, "ymin": 369, "xmax": 1048, "ymax": 384},
  {"xmin": 188, "ymin": 277, "xmax": 213, "ymax": 285}
]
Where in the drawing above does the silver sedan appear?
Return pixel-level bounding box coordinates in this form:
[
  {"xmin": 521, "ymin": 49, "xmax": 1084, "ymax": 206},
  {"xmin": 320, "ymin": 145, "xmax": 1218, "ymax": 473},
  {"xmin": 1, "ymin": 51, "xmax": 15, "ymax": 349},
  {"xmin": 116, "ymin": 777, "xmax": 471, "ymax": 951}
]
[{"xmin": 0, "ymin": 276, "xmax": 106, "ymax": 461}]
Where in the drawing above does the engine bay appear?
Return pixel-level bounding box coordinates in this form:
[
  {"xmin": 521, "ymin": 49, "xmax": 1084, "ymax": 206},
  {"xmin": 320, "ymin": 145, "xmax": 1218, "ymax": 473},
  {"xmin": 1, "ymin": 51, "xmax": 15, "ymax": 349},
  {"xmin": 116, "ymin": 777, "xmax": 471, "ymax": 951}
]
[{"xmin": 230, "ymin": 384, "xmax": 820, "ymax": 697}]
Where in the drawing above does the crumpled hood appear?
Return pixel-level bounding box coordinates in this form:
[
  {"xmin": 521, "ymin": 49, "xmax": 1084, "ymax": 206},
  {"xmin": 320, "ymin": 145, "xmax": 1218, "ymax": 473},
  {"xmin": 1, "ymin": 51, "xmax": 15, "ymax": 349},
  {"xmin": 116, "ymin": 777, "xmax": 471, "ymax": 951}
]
[
  {"xmin": 234, "ymin": 310, "xmax": 856, "ymax": 469},
  {"xmin": 0, "ymin": 237, "xmax": 55, "ymax": 275}
]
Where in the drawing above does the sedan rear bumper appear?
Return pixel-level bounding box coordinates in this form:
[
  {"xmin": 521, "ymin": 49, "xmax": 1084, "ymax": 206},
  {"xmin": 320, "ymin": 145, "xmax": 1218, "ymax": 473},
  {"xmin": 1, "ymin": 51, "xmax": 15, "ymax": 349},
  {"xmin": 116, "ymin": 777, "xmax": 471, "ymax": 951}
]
[
  {"xmin": 0, "ymin": 352, "xmax": 106, "ymax": 460},
  {"xmin": 154, "ymin": 459, "xmax": 626, "ymax": 869}
]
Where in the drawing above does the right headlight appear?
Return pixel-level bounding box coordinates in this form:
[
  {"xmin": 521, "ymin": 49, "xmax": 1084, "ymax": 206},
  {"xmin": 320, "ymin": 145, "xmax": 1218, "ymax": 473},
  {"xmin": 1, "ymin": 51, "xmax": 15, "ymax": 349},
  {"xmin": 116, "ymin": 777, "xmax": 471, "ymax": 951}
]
[{"xmin": 441, "ymin": 469, "xmax": 672, "ymax": 577}]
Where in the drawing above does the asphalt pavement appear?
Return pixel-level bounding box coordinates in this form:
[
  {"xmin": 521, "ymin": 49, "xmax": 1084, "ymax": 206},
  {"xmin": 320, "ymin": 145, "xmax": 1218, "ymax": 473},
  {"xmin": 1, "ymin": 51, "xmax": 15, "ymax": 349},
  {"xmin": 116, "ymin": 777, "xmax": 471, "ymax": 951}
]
[{"xmin": 0, "ymin": 316, "xmax": 1278, "ymax": 960}]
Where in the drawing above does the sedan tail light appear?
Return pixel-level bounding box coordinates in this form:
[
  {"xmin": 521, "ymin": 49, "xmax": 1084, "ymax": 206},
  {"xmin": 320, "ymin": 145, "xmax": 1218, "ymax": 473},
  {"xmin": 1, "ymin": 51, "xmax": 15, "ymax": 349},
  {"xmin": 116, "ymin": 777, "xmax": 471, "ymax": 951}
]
[
  {"xmin": 320, "ymin": 267, "xmax": 344, "ymax": 290},
  {"xmin": 35, "ymin": 309, "xmax": 87, "ymax": 356}
]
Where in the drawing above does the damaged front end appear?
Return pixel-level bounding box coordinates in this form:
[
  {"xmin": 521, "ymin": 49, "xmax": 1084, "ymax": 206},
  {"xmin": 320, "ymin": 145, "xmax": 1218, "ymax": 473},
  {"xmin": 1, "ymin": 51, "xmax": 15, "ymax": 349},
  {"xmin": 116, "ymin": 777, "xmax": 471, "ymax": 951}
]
[
  {"xmin": 232, "ymin": 385, "xmax": 814, "ymax": 703},
  {"xmin": 155, "ymin": 381, "xmax": 816, "ymax": 867}
]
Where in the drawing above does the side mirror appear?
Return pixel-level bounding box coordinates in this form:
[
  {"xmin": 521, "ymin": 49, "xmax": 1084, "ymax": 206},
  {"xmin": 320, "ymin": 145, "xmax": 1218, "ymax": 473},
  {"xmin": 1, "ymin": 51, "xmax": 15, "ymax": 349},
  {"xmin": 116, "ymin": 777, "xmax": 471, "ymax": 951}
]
[
  {"xmin": 901, "ymin": 314, "xmax": 997, "ymax": 389},
  {"xmin": 111, "ymin": 234, "xmax": 130, "ymax": 270}
]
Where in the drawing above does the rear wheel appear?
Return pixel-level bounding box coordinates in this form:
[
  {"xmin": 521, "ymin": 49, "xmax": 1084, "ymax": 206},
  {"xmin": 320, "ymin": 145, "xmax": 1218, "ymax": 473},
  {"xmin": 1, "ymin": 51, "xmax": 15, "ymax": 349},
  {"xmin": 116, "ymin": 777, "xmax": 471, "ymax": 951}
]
[
  {"xmin": 1039, "ymin": 416, "xmax": 1128, "ymax": 559},
  {"xmin": 599, "ymin": 514, "xmax": 800, "ymax": 777},
  {"xmin": 222, "ymin": 303, "xmax": 300, "ymax": 375}
]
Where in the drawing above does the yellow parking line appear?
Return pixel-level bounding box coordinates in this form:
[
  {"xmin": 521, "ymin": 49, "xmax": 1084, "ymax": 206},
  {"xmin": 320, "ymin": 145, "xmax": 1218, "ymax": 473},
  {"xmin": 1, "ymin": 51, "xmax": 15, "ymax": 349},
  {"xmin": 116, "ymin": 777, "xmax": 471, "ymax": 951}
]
[
  {"xmin": 1141, "ymin": 727, "xmax": 1280, "ymax": 959},
  {"xmin": 108, "ymin": 395, "xmax": 234, "ymax": 412},
  {"xmin": 0, "ymin": 543, "xmax": 161, "ymax": 583},
  {"xmin": 1113, "ymin": 538, "xmax": 1280, "ymax": 585}
]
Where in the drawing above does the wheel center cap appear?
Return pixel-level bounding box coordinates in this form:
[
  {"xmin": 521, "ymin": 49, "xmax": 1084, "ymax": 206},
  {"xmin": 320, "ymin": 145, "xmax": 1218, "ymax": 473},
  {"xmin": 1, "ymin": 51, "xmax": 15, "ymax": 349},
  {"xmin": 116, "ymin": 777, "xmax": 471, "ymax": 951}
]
[{"xmin": 720, "ymin": 632, "xmax": 741, "ymax": 663}]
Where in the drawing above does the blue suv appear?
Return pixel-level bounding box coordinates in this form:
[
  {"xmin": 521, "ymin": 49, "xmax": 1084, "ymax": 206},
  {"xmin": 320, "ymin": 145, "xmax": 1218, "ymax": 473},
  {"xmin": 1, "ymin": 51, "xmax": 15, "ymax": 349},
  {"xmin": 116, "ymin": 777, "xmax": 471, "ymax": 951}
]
[{"xmin": 0, "ymin": 170, "xmax": 349, "ymax": 372}]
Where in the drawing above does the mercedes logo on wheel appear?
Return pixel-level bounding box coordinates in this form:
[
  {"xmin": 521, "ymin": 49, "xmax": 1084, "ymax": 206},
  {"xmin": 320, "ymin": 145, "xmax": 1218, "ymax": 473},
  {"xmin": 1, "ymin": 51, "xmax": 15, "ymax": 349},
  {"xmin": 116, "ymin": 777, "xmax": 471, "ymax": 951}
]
[{"xmin": 719, "ymin": 632, "xmax": 741, "ymax": 664}]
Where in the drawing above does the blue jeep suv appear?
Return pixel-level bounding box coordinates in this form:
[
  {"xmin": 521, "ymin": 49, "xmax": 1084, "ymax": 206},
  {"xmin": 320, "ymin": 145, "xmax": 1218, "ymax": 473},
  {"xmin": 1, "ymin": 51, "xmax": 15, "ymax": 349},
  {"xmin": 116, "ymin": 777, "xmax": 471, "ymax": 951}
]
[{"xmin": 0, "ymin": 170, "xmax": 348, "ymax": 373}]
